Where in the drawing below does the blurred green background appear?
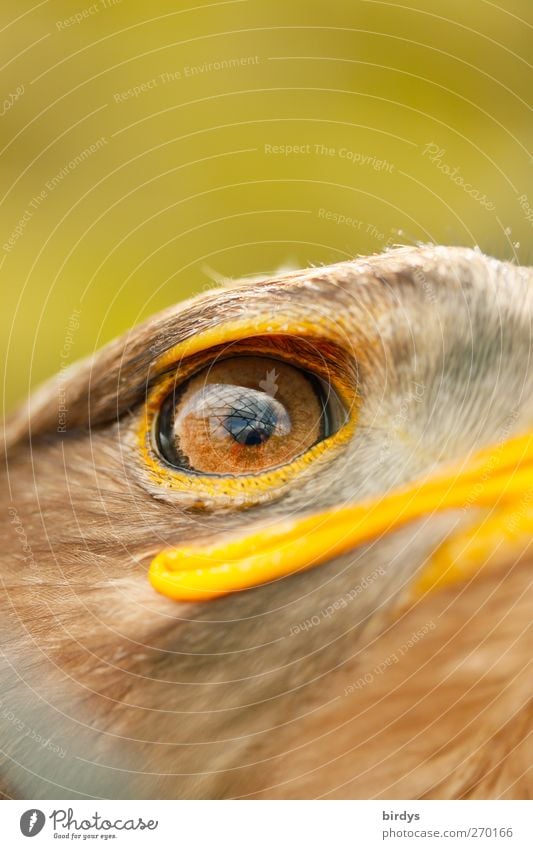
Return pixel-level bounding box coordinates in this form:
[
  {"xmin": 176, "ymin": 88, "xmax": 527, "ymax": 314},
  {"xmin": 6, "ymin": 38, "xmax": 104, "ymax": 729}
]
[{"xmin": 1, "ymin": 0, "xmax": 531, "ymax": 411}]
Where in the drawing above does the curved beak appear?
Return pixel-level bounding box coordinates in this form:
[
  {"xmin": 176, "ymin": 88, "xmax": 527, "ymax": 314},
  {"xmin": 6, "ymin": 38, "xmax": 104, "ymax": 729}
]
[{"xmin": 149, "ymin": 430, "xmax": 533, "ymax": 603}]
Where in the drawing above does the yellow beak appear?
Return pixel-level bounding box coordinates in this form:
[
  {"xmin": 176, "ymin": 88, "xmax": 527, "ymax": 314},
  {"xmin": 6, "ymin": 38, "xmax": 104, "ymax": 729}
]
[{"xmin": 149, "ymin": 430, "xmax": 533, "ymax": 603}]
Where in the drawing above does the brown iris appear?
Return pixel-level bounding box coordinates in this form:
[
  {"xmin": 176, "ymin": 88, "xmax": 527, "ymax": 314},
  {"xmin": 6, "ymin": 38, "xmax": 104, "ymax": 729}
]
[{"xmin": 156, "ymin": 357, "xmax": 337, "ymax": 475}]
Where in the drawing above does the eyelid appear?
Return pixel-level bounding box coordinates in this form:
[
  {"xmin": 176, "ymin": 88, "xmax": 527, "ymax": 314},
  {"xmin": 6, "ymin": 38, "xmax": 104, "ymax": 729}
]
[{"xmin": 151, "ymin": 317, "xmax": 359, "ymax": 408}]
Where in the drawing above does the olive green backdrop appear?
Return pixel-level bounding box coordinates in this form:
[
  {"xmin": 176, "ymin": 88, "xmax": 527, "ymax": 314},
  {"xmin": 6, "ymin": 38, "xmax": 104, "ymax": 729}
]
[{"xmin": 1, "ymin": 0, "xmax": 531, "ymax": 411}]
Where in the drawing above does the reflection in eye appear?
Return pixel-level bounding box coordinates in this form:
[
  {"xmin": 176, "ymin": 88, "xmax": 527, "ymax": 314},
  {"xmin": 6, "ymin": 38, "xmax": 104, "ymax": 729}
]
[
  {"xmin": 177, "ymin": 384, "xmax": 291, "ymax": 446},
  {"xmin": 156, "ymin": 356, "xmax": 345, "ymax": 476}
]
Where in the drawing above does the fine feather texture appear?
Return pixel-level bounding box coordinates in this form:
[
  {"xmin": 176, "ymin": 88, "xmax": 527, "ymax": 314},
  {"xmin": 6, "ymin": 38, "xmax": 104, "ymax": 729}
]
[{"xmin": 0, "ymin": 246, "xmax": 531, "ymax": 799}]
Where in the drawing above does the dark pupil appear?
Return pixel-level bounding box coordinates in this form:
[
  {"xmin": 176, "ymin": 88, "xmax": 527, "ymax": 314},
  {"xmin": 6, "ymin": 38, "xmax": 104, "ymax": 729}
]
[{"xmin": 220, "ymin": 394, "xmax": 278, "ymax": 446}]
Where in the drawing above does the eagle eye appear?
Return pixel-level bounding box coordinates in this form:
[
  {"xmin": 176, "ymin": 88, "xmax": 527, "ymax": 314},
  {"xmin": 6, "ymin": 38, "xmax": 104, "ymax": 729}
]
[{"xmin": 155, "ymin": 356, "xmax": 344, "ymax": 476}]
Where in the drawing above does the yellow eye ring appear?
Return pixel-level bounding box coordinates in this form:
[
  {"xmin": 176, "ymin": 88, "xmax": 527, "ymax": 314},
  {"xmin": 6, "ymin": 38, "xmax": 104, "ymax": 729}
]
[{"xmin": 135, "ymin": 324, "xmax": 359, "ymax": 508}]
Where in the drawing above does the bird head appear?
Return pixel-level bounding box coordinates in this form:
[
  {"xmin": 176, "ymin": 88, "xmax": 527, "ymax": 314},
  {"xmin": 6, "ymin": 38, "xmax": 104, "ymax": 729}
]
[{"xmin": 1, "ymin": 245, "xmax": 532, "ymax": 799}]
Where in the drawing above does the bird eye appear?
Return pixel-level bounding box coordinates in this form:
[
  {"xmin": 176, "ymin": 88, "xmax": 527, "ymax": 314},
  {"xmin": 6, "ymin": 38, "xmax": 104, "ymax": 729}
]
[{"xmin": 155, "ymin": 356, "xmax": 345, "ymax": 475}]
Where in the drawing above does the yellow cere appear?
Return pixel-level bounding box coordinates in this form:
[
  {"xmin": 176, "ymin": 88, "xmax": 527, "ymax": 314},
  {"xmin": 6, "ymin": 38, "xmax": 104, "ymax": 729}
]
[
  {"xmin": 149, "ymin": 429, "xmax": 533, "ymax": 603},
  {"xmin": 412, "ymin": 494, "xmax": 533, "ymax": 598}
]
